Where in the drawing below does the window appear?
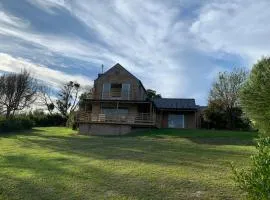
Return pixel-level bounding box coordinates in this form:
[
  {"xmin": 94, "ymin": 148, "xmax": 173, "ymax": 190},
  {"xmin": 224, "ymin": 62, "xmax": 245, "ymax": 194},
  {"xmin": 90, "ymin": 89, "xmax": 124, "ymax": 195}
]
[
  {"xmin": 168, "ymin": 114, "xmax": 185, "ymax": 128},
  {"xmin": 122, "ymin": 83, "xmax": 130, "ymax": 100},
  {"xmin": 102, "ymin": 83, "xmax": 130, "ymax": 99},
  {"xmin": 102, "ymin": 107, "xmax": 128, "ymax": 115},
  {"xmin": 111, "ymin": 84, "xmax": 122, "ymax": 97},
  {"xmin": 102, "ymin": 83, "xmax": 111, "ymax": 99}
]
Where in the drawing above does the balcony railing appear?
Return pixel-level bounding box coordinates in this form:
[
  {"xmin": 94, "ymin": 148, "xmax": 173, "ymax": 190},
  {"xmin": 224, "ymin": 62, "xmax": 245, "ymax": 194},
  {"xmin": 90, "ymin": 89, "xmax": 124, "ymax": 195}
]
[
  {"xmin": 77, "ymin": 112, "xmax": 155, "ymax": 125},
  {"xmin": 101, "ymin": 91, "xmax": 130, "ymax": 100}
]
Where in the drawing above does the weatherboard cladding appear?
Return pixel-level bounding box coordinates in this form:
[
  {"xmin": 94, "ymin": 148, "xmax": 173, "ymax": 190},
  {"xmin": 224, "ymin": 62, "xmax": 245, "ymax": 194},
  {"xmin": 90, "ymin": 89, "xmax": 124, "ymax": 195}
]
[{"xmin": 153, "ymin": 98, "xmax": 197, "ymax": 110}]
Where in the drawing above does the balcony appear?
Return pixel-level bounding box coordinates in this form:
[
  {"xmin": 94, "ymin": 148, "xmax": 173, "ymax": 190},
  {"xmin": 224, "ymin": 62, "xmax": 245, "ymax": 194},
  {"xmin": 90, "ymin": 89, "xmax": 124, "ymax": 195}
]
[
  {"xmin": 101, "ymin": 91, "xmax": 130, "ymax": 100},
  {"xmin": 77, "ymin": 112, "xmax": 155, "ymax": 126}
]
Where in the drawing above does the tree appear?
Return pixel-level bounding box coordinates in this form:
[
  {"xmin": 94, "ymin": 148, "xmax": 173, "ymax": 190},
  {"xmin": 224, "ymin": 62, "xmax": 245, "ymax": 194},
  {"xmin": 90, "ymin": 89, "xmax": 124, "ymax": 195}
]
[
  {"xmin": 38, "ymin": 85, "xmax": 55, "ymax": 115},
  {"xmin": 0, "ymin": 70, "xmax": 38, "ymax": 118},
  {"xmin": 203, "ymin": 100, "xmax": 227, "ymax": 129},
  {"xmin": 240, "ymin": 57, "xmax": 270, "ymax": 135},
  {"xmin": 56, "ymin": 81, "xmax": 80, "ymax": 119},
  {"xmin": 208, "ymin": 68, "xmax": 248, "ymax": 129},
  {"xmin": 146, "ymin": 89, "xmax": 161, "ymax": 100},
  {"xmin": 232, "ymin": 57, "xmax": 270, "ymax": 199}
]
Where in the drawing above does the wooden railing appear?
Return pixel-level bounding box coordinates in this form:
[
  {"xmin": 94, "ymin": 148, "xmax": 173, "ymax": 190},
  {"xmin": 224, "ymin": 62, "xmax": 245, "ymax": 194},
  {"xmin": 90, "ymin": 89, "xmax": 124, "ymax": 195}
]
[
  {"xmin": 101, "ymin": 91, "xmax": 130, "ymax": 100},
  {"xmin": 77, "ymin": 112, "xmax": 155, "ymax": 125}
]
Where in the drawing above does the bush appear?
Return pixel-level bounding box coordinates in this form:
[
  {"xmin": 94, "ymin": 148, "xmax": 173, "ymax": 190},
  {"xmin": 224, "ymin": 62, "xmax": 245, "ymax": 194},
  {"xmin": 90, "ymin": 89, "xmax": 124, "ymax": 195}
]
[
  {"xmin": 0, "ymin": 117, "xmax": 34, "ymax": 132},
  {"xmin": 66, "ymin": 112, "xmax": 77, "ymax": 130},
  {"xmin": 203, "ymin": 102, "xmax": 251, "ymax": 130},
  {"xmin": 232, "ymin": 137, "xmax": 270, "ymax": 200},
  {"xmin": 28, "ymin": 111, "xmax": 66, "ymax": 127}
]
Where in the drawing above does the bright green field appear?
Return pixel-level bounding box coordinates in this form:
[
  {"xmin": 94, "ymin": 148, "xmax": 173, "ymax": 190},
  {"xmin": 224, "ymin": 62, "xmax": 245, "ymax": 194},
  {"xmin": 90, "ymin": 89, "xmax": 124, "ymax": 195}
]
[{"xmin": 0, "ymin": 127, "xmax": 258, "ymax": 200}]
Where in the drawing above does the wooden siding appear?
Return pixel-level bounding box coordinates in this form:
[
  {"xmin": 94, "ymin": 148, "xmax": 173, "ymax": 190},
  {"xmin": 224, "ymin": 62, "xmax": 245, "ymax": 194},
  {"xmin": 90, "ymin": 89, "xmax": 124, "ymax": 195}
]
[{"xmin": 93, "ymin": 65, "xmax": 146, "ymax": 101}]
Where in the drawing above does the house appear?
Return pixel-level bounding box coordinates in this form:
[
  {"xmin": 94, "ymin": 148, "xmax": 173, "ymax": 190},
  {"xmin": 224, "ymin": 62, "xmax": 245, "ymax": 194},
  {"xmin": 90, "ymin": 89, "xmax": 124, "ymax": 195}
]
[{"xmin": 78, "ymin": 63, "xmax": 200, "ymax": 135}]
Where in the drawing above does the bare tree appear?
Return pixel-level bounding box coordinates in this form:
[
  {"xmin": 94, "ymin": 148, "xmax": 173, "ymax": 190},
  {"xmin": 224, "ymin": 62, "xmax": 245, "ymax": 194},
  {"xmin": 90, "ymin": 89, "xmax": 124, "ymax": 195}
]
[
  {"xmin": 56, "ymin": 81, "xmax": 80, "ymax": 119},
  {"xmin": 0, "ymin": 70, "xmax": 38, "ymax": 118},
  {"xmin": 38, "ymin": 85, "xmax": 55, "ymax": 115}
]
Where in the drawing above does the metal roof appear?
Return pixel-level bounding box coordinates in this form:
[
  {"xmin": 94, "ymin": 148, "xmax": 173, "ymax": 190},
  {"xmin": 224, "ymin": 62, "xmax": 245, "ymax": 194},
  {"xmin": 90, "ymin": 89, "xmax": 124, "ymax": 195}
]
[{"xmin": 153, "ymin": 98, "xmax": 198, "ymax": 110}]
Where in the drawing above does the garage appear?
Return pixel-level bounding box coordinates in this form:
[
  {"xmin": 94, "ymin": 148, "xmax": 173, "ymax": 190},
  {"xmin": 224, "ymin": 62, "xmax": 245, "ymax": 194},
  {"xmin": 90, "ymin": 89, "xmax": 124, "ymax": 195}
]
[{"xmin": 154, "ymin": 98, "xmax": 199, "ymax": 129}]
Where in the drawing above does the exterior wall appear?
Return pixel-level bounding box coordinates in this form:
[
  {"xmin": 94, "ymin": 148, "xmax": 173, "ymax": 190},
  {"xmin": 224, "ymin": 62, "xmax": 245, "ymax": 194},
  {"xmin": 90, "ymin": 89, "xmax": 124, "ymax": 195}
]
[
  {"xmin": 157, "ymin": 110, "xmax": 197, "ymax": 129},
  {"xmin": 79, "ymin": 123, "xmax": 131, "ymax": 136},
  {"xmin": 93, "ymin": 65, "xmax": 147, "ymax": 101},
  {"xmin": 184, "ymin": 112, "xmax": 197, "ymax": 129},
  {"xmin": 162, "ymin": 112, "xmax": 168, "ymax": 128}
]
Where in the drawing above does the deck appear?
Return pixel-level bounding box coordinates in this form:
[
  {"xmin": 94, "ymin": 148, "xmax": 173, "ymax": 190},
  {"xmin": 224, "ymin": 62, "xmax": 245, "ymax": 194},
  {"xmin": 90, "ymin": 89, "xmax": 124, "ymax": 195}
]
[{"xmin": 77, "ymin": 112, "xmax": 155, "ymax": 126}]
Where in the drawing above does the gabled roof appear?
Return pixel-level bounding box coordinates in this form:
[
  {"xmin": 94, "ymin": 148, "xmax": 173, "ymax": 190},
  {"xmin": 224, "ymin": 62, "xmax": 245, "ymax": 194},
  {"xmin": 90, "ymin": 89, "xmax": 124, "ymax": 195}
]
[
  {"xmin": 96, "ymin": 63, "xmax": 147, "ymax": 92},
  {"xmin": 96, "ymin": 63, "xmax": 139, "ymax": 81},
  {"xmin": 153, "ymin": 98, "xmax": 198, "ymax": 110}
]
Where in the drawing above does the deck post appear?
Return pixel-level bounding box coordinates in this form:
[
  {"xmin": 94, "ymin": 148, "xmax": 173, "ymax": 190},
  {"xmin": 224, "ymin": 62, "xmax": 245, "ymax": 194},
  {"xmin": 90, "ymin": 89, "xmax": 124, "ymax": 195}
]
[
  {"xmin": 116, "ymin": 101, "xmax": 119, "ymax": 121},
  {"xmin": 150, "ymin": 102, "xmax": 152, "ymax": 118},
  {"xmin": 194, "ymin": 110, "xmax": 197, "ymax": 128}
]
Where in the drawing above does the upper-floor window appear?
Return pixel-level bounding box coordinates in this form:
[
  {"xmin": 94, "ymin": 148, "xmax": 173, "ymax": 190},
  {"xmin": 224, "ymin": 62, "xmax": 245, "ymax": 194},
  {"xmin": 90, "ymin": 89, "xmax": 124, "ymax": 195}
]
[
  {"xmin": 111, "ymin": 84, "xmax": 122, "ymax": 97},
  {"xmin": 102, "ymin": 83, "xmax": 130, "ymax": 100}
]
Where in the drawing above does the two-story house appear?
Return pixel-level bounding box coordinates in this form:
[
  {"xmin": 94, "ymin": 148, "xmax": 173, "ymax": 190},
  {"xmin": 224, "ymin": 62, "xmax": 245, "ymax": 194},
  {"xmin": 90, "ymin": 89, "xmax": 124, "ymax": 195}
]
[{"xmin": 78, "ymin": 63, "xmax": 200, "ymax": 135}]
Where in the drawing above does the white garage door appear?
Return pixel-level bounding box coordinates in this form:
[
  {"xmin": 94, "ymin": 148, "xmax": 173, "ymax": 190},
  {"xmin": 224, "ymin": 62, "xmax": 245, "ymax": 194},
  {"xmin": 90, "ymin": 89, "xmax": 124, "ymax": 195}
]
[{"xmin": 168, "ymin": 114, "xmax": 185, "ymax": 128}]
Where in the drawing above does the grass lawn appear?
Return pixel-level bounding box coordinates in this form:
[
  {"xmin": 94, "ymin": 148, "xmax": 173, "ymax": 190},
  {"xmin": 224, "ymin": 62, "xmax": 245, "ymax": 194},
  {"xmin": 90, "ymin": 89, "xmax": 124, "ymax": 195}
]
[{"xmin": 0, "ymin": 127, "xmax": 258, "ymax": 200}]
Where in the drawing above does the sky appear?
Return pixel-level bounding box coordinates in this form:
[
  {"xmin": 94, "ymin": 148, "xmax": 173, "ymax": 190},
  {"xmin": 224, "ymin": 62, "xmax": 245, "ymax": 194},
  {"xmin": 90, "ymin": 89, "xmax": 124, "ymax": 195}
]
[{"xmin": 0, "ymin": 0, "xmax": 270, "ymax": 105}]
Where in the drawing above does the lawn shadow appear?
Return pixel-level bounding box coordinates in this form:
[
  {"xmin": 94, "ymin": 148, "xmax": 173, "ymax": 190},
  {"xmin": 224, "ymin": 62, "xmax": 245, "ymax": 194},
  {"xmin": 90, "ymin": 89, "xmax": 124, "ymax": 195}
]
[
  {"xmin": 126, "ymin": 128, "xmax": 258, "ymax": 146},
  {"xmin": 18, "ymin": 130, "xmax": 254, "ymax": 171},
  {"xmin": 0, "ymin": 128, "xmax": 44, "ymax": 138},
  {"xmin": 0, "ymin": 128, "xmax": 249, "ymax": 199},
  {"xmin": 0, "ymin": 153, "xmax": 222, "ymax": 200}
]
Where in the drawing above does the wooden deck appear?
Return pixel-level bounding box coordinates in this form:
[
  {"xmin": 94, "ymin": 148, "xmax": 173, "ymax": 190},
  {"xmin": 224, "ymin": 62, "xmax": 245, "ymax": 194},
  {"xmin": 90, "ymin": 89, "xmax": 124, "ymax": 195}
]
[{"xmin": 77, "ymin": 112, "xmax": 155, "ymax": 126}]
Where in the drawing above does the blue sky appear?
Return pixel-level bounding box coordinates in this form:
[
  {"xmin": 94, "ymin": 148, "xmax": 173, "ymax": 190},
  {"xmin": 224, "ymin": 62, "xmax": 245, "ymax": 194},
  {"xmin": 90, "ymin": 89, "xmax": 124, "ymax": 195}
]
[{"xmin": 0, "ymin": 0, "xmax": 269, "ymax": 105}]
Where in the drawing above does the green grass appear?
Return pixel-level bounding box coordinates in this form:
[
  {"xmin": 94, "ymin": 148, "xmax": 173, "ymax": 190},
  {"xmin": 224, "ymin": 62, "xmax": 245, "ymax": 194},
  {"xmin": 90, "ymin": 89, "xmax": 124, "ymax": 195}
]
[{"xmin": 0, "ymin": 127, "xmax": 258, "ymax": 200}]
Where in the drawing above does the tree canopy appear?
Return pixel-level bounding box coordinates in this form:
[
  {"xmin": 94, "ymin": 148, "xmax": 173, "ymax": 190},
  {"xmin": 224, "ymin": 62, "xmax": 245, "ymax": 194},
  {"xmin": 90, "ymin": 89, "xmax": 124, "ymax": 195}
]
[
  {"xmin": 56, "ymin": 81, "xmax": 80, "ymax": 119},
  {"xmin": 146, "ymin": 89, "xmax": 161, "ymax": 100},
  {"xmin": 240, "ymin": 57, "xmax": 270, "ymax": 135},
  {"xmin": 0, "ymin": 70, "xmax": 38, "ymax": 118},
  {"xmin": 205, "ymin": 68, "xmax": 249, "ymax": 129}
]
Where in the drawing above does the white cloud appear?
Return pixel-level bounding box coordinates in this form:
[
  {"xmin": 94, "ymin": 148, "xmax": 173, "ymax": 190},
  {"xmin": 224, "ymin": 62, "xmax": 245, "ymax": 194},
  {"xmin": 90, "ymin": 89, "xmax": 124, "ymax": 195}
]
[
  {"xmin": 2, "ymin": 0, "xmax": 270, "ymax": 105},
  {"xmin": 0, "ymin": 10, "xmax": 29, "ymax": 28},
  {"xmin": 190, "ymin": 0, "xmax": 270, "ymax": 65},
  {"xmin": 0, "ymin": 53, "xmax": 93, "ymax": 87},
  {"xmin": 26, "ymin": 0, "xmax": 70, "ymax": 14},
  {"xmin": 0, "ymin": 1, "xmax": 192, "ymax": 98}
]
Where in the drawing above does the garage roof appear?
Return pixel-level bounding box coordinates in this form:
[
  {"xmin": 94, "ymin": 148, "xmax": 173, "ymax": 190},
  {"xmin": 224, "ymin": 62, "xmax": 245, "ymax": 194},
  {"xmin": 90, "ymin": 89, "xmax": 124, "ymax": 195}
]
[{"xmin": 153, "ymin": 98, "xmax": 198, "ymax": 110}]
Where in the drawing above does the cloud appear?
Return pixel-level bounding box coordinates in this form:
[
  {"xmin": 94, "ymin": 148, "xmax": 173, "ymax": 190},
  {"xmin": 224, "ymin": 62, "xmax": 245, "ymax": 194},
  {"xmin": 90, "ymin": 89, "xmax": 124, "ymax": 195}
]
[
  {"xmin": 190, "ymin": 0, "xmax": 270, "ymax": 65},
  {"xmin": 0, "ymin": 5, "xmax": 29, "ymax": 28},
  {"xmin": 1, "ymin": 0, "xmax": 270, "ymax": 105},
  {"xmin": 26, "ymin": 0, "xmax": 70, "ymax": 14},
  {"xmin": 0, "ymin": 1, "xmax": 193, "ymax": 99},
  {"xmin": 0, "ymin": 53, "xmax": 93, "ymax": 87}
]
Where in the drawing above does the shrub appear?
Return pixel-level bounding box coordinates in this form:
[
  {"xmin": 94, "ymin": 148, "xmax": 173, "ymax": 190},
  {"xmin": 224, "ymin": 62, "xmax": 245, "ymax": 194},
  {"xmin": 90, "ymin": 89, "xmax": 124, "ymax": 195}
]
[
  {"xmin": 28, "ymin": 111, "xmax": 66, "ymax": 127},
  {"xmin": 203, "ymin": 102, "xmax": 251, "ymax": 130},
  {"xmin": 232, "ymin": 137, "xmax": 270, "ymax": 200},
  {"xmin": 0, "ymin": 117, "xmax": 34, "ymax": 133},
  {"xmin": 66, "ymin": 112, "xmax": 77, "ymax": 130}
]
